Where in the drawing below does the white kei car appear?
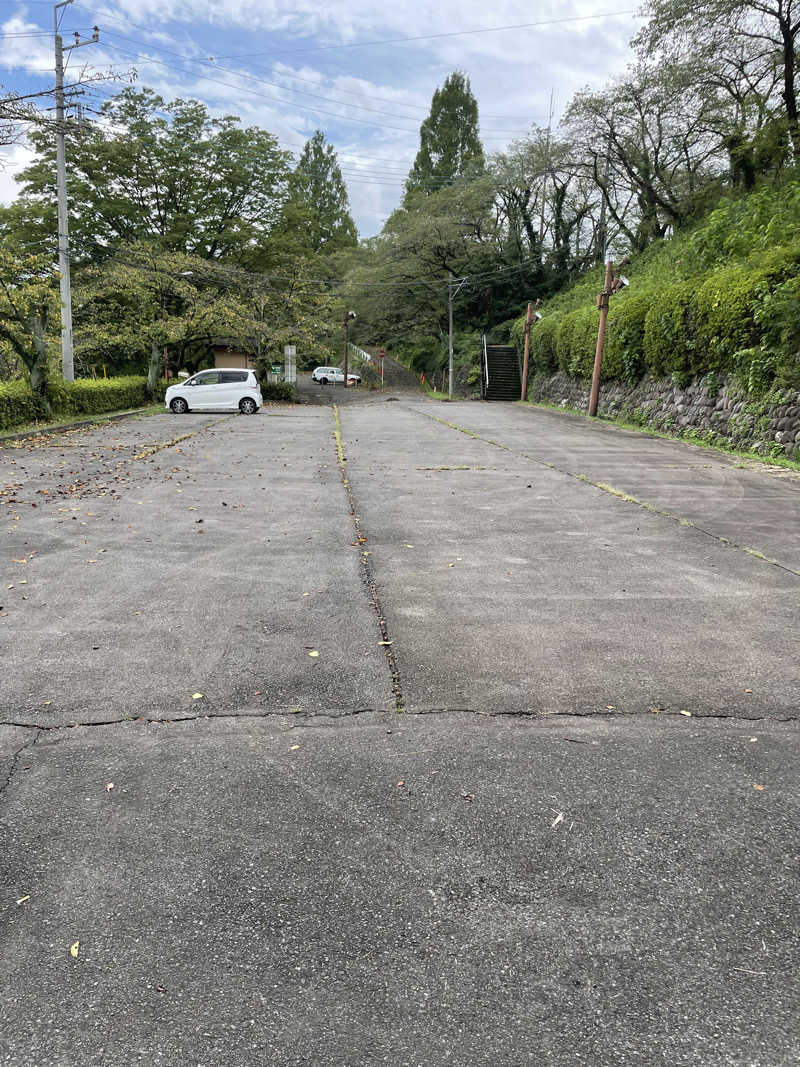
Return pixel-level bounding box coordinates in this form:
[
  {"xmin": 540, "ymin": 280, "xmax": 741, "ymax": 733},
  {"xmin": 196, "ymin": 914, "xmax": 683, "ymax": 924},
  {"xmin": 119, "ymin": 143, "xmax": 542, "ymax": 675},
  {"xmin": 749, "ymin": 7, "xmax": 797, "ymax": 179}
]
[
  {"xmin": 311, "ymin": 366, "xmax": 361, "ymax": 385},
  {"xmin": 165, "ymin": 369, "xmax": 263, "ymax": 414}
]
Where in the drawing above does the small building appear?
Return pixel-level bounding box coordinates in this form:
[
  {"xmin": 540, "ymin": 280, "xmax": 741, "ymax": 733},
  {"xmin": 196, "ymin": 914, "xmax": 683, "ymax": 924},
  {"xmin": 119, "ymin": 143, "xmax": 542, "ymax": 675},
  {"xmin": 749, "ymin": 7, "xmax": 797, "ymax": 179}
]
[{"xmin": 212, "ymin": 339, "xmax": 256, "ymax": 370}]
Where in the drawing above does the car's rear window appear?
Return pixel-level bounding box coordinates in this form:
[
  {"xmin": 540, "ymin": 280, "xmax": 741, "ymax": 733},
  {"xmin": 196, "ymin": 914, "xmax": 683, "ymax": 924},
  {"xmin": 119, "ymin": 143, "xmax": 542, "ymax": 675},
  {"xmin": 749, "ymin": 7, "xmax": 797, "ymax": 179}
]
[{"xmin": 220, "ymin": 371, "xmax": 249, "ymax": 383}]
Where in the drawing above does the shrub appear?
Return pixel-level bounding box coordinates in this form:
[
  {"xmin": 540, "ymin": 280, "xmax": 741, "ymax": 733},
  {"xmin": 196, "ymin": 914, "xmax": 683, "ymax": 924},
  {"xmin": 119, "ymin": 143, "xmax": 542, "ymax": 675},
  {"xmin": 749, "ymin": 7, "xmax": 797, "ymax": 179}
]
[
  {"xmin": 555, "ymin": 313, "xmax": 579, "ymax": 373},
  {"xmin": 691, "ymin": 266, "xmax": 767, "ymax": 373},
  {"xmin": 1, "ymin": 376, "xmax": 158, "ymax": 433},
  {"xmin": 261, "ymin": 381, "xmax": 295, "ymax": 402},
  {"xmin": 604, "ymin": 293, "xmax": 651, "ymax": 381},
  {"xmin": 528, "ymin": 314, "xmax": 561, "ymax": 374},
  {"xmin": 566, "ymin": 307, "xmax": 600, "ymax": 379},
  {"xmin": 47, "ymin": 376, "xmax": 151, "ymax": 415},
  {"xmin": 0, "ymin": 380, "xmax": 40, "ymax": 431},
  {"xmin": 643, "ymin": 282, "xmax": 697, "ymax": 378}
]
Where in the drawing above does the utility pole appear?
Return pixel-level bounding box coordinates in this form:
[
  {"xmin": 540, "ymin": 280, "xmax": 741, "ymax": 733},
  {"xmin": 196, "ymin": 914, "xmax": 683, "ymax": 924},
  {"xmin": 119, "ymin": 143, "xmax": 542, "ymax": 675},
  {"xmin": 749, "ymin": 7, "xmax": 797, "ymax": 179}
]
[
  {"xmin": 539, "ymin": 87, "xmax": 554, "ymax": 244},
  {"xmin": 447, "ymin": 274, "xmax": 467, "ymax": 399},
  {"xmin": 343, "ymin": 310, "xmax": 355, "ymax": 387},
  {"xmin": 54, "ymin": 0, "xmax": 98, "ymax": 382},
  {"xmin": 588, "ymin": 260, "xmax": 629, "ymax": 417}
]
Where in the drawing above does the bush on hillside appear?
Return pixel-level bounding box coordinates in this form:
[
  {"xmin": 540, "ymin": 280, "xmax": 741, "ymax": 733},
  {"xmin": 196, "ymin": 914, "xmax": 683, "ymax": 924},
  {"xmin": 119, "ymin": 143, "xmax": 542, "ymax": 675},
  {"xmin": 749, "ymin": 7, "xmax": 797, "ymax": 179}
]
[
  {"xmin": 555, "ymin": 313, "xmax": 579, "ymax": 373},
  {"xmin": 566, "ymin": 307, "xmax": 600, "ymax": 378},
  {"xmin": 528, "ymin": 314, "xmax": 561, "ymax": 374},
  {"xmin": 643, "ymin": 282, "xmax": 697, "ymax": 378},
  {"xmin": 604, "ymin": 293, "xmax": 651, "ymax": 382},
  {"xmin": 691, "ymin": 266, "xmax": 768, "ymax": 373}
]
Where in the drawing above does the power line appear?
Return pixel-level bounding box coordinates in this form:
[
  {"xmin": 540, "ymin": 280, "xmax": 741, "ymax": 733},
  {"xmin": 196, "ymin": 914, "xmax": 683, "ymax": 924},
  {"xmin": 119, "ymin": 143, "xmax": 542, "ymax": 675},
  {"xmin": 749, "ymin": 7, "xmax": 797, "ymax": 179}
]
[
  {"xmin": 97, "ymin": 36, "xmax": 536, "ymax": 138},
  {"xmin": 95, "ymin": 27, "xmax": 547, "ymax": 132},
  {"xmin": 207, "ymin": 11, "xmax": 637, "ymax": 61}
]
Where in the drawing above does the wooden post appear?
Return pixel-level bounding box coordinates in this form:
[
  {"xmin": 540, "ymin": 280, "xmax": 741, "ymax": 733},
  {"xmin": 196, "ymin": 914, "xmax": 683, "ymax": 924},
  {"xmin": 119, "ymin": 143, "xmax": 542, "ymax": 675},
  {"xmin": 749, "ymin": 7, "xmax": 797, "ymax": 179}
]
[
  {"xmin": 588, "ymin": 260, "xmax": 615, "ymax": 417},
  {"xmin": 520, "ymin": 302, "xmax": 533, "ymax": 402}
]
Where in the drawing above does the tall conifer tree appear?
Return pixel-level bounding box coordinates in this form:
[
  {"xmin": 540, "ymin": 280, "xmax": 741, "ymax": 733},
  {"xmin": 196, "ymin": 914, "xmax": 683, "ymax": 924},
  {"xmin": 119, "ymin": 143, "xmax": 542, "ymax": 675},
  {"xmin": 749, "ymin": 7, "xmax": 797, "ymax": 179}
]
[
  {"xmin": 288, "ymin": 130, "xmax": 358, "ymax": 253},
  {"xmin": 405, "ymin": 72, "xmax": 484, "ymax": 200}
]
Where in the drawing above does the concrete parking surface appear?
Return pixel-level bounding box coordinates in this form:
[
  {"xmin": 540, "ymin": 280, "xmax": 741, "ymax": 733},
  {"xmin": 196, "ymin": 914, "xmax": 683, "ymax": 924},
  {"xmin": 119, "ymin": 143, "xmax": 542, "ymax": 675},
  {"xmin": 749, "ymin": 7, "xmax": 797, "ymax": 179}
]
[{"xmin": 2, "ymin": 389, "xmax": 799, "ymax": 1065}]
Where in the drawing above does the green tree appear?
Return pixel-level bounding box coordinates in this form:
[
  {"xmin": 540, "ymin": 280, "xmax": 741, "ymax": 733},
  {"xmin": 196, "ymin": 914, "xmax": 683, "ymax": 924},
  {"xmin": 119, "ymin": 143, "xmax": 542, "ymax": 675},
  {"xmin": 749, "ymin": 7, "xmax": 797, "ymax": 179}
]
[
  {"xmin": 635, "ymin": 0, "xmax": 800, "ymax": 161},
  {"xmin": 0, "ymin": 248, "xmax": 59, "ymax": 405},
  {"xmin": 4, "ymin": 88, "xmax": 293, "ymax": 265},
  {"xmin": 405, "ymin": 72, "xmax": 484, "ymax": 200},
  {"xmin": 283, "ymin": 131, "xmax": 358, "ymax": 254}
]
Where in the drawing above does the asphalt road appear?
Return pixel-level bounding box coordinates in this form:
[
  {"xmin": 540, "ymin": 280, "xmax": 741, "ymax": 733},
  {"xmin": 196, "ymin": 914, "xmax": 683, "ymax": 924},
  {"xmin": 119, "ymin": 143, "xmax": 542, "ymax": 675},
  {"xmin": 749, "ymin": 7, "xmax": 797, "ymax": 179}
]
[{"xmin": 2, "ymin": 386, "xmax": 799, "ymax": 1066}]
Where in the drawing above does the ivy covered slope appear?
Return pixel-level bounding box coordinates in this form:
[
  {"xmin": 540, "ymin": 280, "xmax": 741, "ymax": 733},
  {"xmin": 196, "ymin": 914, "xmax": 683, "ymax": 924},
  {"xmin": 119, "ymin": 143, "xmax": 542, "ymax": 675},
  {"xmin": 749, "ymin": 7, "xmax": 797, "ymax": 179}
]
[{"xmin": 514, "ymin": 180, "xmax": 800, "ymax": 396}]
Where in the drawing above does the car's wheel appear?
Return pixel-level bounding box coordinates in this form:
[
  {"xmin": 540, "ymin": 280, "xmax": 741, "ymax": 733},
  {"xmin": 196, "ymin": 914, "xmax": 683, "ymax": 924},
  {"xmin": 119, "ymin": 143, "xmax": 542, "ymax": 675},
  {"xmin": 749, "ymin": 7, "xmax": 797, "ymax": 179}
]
[
  {"xmin": 320, "ymin": 376, "xmax": 328, "ymax": 385},
  {"xmin": 239, "ymin": 397, "xmax": 257, "ymax": 415},
  {"xmin": 170, "ymin": 397, "xmax": 189, "ymax": 413}
]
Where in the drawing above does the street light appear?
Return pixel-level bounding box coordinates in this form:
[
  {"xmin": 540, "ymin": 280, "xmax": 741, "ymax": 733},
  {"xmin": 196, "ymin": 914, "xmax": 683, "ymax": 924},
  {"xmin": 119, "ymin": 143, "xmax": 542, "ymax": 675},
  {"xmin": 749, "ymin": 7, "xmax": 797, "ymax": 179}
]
[{"xmin": 343, "ymin": 310, "xmax": 356, "ymax": 388}]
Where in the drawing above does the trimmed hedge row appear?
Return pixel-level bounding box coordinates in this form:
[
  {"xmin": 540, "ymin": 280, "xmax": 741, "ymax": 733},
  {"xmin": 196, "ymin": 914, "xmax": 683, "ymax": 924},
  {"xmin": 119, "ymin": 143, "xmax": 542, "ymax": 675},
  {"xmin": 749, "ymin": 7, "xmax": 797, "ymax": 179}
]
[
  {"xmin": 0, "ymin": 376, "xmax": 161, "ymax": 432},
  {"xmin": 520, "ymin": 256, "xmax": 800, "ymax": 391}
]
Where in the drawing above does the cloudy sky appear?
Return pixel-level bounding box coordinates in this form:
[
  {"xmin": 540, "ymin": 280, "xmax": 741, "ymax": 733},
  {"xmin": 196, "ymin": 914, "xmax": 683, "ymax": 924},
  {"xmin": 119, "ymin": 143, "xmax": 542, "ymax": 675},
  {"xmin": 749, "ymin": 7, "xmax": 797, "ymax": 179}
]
[{"xmin": 0, "ymin": 0, "xmax": 645, "ymax": 236}]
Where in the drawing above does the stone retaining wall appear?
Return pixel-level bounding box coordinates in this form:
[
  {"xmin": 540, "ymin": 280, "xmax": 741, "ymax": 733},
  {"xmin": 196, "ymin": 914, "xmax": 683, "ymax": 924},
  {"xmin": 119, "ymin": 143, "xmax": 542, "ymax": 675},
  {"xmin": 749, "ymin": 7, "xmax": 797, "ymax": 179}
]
[{"xmin": 529, "ymin": 372, "xmax": 800, "ymax": 459}]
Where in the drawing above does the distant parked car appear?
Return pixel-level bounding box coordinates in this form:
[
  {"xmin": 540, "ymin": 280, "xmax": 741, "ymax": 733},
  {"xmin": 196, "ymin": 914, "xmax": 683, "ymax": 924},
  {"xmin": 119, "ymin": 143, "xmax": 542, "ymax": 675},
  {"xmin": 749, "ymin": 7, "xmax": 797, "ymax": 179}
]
[
  {"xmin": 165, "ymin": 369, "xmax": 262, "ymax": 414},
  {"xmin": 311, "ymin": 366, "xmax": 361, "ymax": 385}
]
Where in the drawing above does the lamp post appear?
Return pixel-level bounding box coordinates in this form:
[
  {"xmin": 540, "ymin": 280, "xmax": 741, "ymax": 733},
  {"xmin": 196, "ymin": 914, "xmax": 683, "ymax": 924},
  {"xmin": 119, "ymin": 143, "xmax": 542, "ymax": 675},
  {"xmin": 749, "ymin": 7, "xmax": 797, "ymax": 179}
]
[
  {"xmin": 343, "ymin": 310, "xmax": 356, "ymax": 387},
  {"xmin": 520, "ymin": 299, "xmax": 542, "ymax": 402},
  {"xmin": 588, "ymin": 260, "xmax": 629, "ymax": 417}
]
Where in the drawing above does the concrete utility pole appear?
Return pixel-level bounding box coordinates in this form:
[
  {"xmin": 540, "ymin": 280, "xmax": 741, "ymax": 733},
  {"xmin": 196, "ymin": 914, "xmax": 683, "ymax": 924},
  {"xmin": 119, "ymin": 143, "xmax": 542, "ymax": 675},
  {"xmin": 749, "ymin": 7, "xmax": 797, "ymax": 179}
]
[
  {"xmin": 588, "ymin": 260, "xmax": 629, "ymax": 417},
  {"xmin": 447, "ymin": 274, "xmax": 467, "ymax": 399},
  {"xmin": 343, "ymin": 310, "xmax": 356, "ymax": 386},
  {"xmin": 54, "ymin": 0, "xmax": 98, "ymax": 382}
]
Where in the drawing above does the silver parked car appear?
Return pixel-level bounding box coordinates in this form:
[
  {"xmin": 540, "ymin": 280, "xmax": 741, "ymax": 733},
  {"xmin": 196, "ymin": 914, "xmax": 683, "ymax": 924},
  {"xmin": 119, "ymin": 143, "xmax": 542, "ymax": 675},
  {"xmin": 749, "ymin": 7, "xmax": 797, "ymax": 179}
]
[{"xmin": 311, "ymin": 366, "xmax": 360, "ymax": 385}]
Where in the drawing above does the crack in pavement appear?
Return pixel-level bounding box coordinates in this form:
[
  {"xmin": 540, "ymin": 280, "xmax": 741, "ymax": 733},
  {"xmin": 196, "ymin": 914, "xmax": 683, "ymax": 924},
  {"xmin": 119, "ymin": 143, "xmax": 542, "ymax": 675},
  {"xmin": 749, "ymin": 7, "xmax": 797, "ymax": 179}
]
[
  {"xmin": 414, "ymin": 407, "xmax": 800, "ymax": 580},
  {"xmin": 0, "ymin": 727, "xmax": 41, "ymax": 799},
  {"xmin": 3, "ymin": 706, "xmax": 797, "ymax": 738},
  {"xmin": 333, "ymin": 405, "xmax": 404, "ymax": 711}
]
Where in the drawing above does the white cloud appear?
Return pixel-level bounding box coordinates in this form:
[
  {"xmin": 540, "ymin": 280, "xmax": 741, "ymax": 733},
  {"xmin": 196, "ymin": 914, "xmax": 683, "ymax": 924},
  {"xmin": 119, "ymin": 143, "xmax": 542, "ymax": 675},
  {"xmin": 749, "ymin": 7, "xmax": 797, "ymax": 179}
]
[{"xmin": 0, "ymin": 2, "xmax": 646, "ymax": 234}]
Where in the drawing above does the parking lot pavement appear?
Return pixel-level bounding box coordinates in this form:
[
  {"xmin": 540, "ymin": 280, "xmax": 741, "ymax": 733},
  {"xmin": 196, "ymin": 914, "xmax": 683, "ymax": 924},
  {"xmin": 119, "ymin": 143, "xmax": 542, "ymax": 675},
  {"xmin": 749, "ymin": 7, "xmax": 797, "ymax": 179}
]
[
  {"xmin": 340, "ymin": 400, "xmax": 800, "ymax": 719},
  {"xmin": 2, "ymin": 398, "xmax": 799, "ymax": 1066},
  {"xmin": 0, "ymin": 409, "xmax": 394, "ymax": 725}
]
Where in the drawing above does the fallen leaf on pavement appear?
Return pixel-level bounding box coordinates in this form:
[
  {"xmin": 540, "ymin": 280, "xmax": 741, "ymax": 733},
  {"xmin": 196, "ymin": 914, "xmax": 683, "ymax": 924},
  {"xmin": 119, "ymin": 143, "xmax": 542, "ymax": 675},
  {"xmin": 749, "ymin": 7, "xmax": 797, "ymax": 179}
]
[
  {"xmin": 753, "ymin": 784, "xmax": 765, "ymax": 791},
  {"xmin": 307, "ymin": 650, "xmax": 319, "ymax": 658},
  {"xmin": 192, "ymin": 692, "xmax": 203, "ymax": 700},
  {"xmin": 69, "ymin": 941, "xmax": 80, "ymax": 958}
]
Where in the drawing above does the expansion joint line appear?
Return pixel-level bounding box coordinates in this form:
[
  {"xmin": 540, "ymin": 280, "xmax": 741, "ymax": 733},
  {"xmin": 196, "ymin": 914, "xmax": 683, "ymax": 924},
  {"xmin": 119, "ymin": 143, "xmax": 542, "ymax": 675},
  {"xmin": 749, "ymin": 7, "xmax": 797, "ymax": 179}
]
[
  {"xmin": 332, "ymin": 405, "xmax": 404, "ymax": 712},
  {"xmin": 131, "ymin": 415, "xmax": 233, "ymax": 460},
  {"xmin": 416, "ymin": 409, "xmax": 800, "ymax": 580}
]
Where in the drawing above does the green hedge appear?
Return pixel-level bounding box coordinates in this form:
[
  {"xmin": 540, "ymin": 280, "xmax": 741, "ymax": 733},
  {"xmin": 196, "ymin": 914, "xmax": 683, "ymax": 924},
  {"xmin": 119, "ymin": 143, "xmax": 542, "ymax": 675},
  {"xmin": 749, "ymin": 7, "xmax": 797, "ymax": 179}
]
[
  {"xmin": 528, "ymin": 314, "xmax": 561, "ymax": 374},
  {"xmin": 0, "ymin": 380, "xmax": 40, "ymax": 431},
  {"xmin": 0, "ymin": 376, "xmax": 161, "ymax": 433},
  {"xmin": 604, "ymin": 292, "xmax": 651, "ymax": 382},
  {"xmin": 511, "ymin": 178, "xmax": 800, "ymax": 393},
  {"xmin": 643, "ymin": 282, "xmax": 697, "ymax": 378},
  {"xmin": 47, "ymin": 376, "xmax": 153, "ymax": 415}
]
